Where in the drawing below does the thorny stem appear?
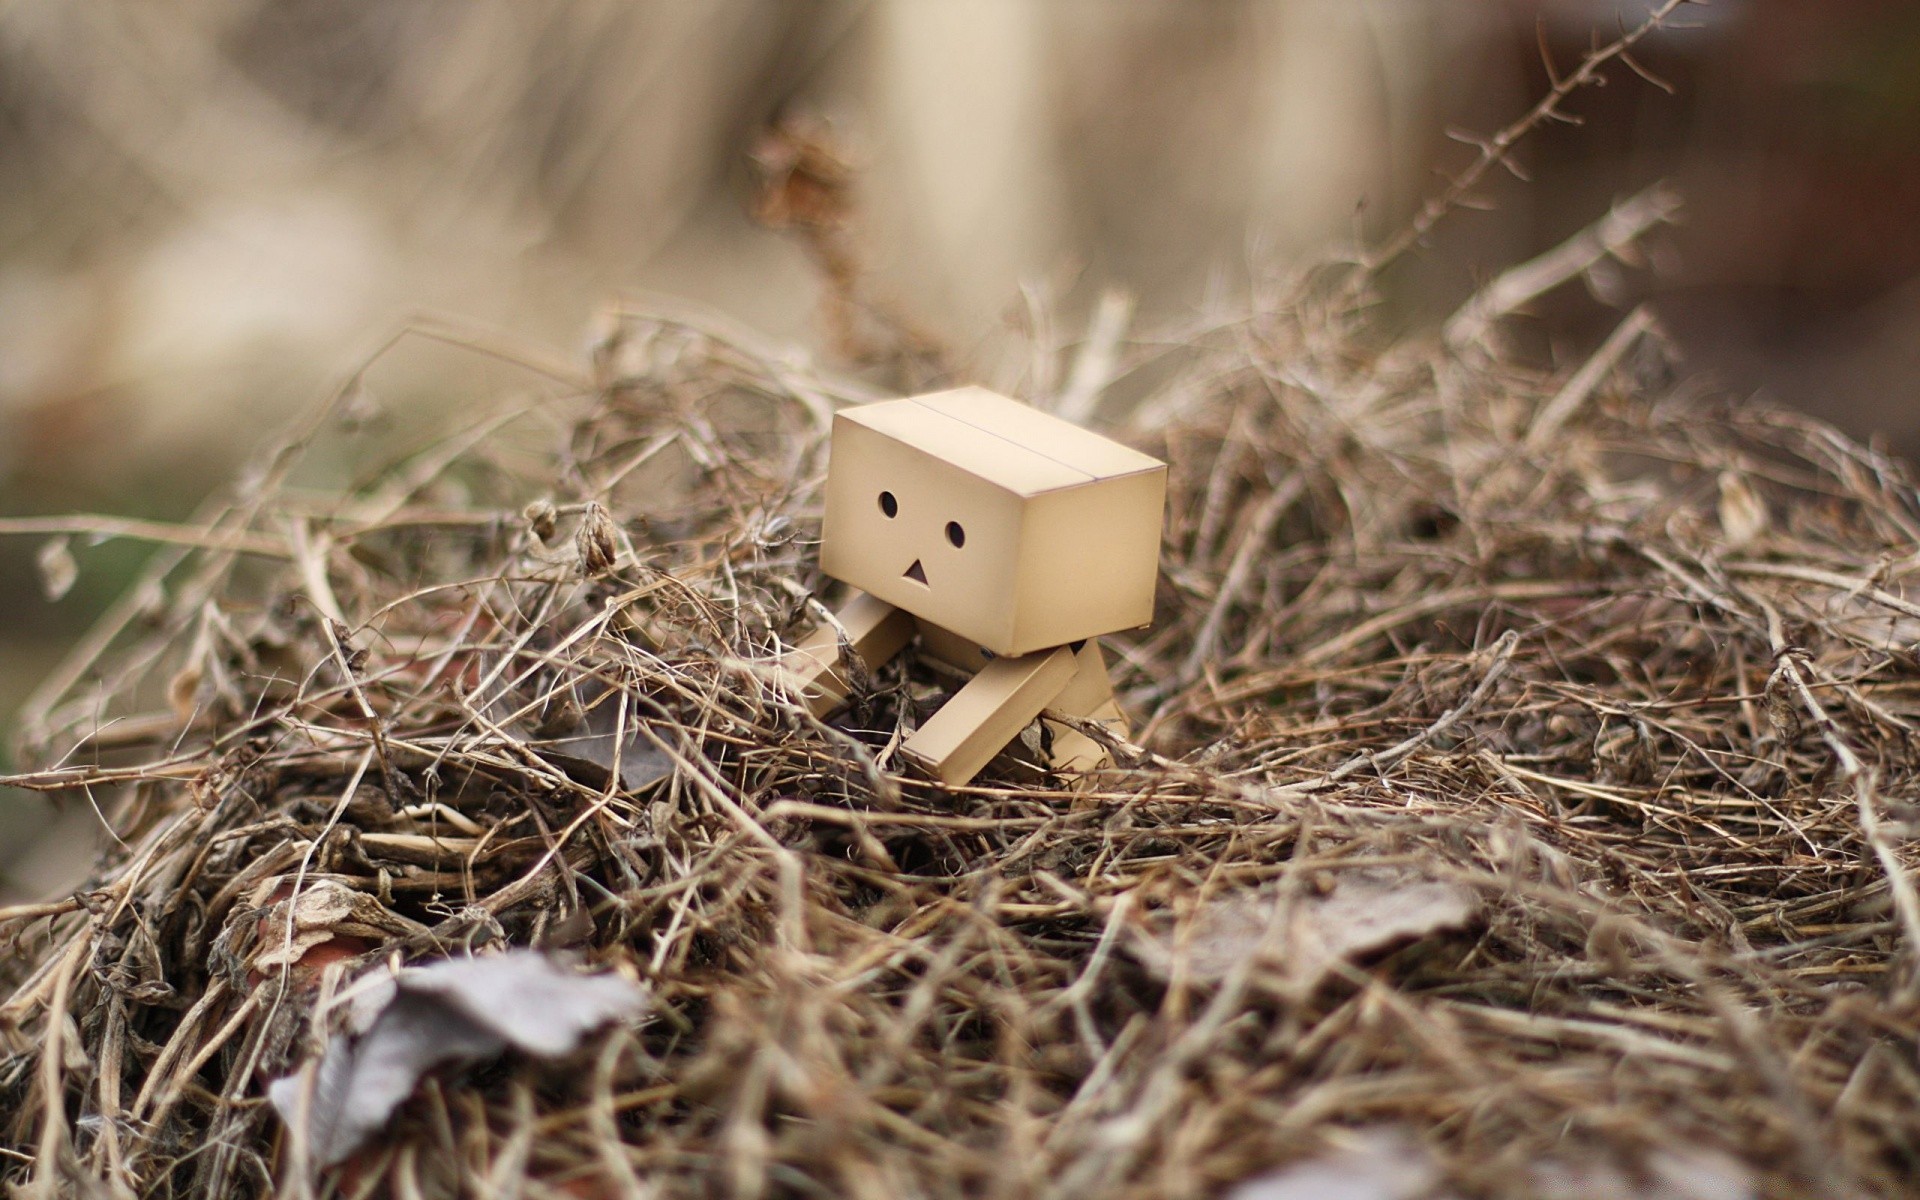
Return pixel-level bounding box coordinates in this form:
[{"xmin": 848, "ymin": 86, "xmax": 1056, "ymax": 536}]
[{"xmin": 1364, "ymin": 0, "xmax": 1696, "ymax": 272}]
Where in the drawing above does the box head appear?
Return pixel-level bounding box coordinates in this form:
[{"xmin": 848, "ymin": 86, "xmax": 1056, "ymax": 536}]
[{"xmin": 820, "ymin": 387, "xmax": 1166, "ymax": 657}]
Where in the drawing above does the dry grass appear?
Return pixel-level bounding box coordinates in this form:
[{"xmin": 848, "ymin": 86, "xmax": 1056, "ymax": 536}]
[
  {"xmin": 5, "ymin": 223, "xmax": 1920, "ymax": 1196},
  {"xmin": 8, "ymin": 12, "xmax": 1920, "ymax": 1176}
]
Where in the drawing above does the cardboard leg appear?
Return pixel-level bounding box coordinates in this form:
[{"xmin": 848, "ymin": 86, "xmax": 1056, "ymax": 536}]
[
  {"xmin": 1042, "ymin": 642, "xmax": 1128, "ymax": 779},
  {"xmin": 901, "ymin": 645, "xmax": 1078, "ymax": 785},
  {"xmin": 780, "ymin": 591, "xmax": 912, "ymax": 716},
  {"xmin": 1043, "ymin": 700, "xmax": 1128, "ymax": 775}
]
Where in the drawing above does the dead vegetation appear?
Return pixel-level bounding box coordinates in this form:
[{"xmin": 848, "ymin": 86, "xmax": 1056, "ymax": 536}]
[
  {"xmin": 9, "ymin": 8, "xmax": 1920, "ymax": 1196},
  {"xmin": 5, "ymin": 198, "xmax": 1920, "ymax": 1196}
]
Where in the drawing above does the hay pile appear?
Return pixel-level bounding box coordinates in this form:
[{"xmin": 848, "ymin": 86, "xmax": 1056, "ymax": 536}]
[{"xmin": 8, "ymin": 212, "xmax": 1920, "ymax": 1199}]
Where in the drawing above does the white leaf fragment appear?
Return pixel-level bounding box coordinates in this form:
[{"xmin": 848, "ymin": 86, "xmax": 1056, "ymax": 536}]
[{"xmin": 269, "ymin": 951, "xmax": 647, "ymax": 1166}]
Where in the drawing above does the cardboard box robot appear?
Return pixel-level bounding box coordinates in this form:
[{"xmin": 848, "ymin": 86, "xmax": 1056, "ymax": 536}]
[{"xmin": 782, "ymin": 387, "xmax": 1167, "ymax": 785}]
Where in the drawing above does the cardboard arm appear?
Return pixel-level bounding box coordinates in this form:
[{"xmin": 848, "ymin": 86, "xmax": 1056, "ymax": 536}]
[{"xmin": 780, "ymin": 590, "xmax": 913, "ymax": 716}]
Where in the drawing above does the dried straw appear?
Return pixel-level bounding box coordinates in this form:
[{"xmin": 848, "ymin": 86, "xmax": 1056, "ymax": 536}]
[{"xmin": 9, "ymin": 110, "xmax": 1920, "ymax": 1200}]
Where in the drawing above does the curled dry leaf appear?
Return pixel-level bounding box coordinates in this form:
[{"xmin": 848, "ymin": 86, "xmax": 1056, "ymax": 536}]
[
  {"xmin": 244, "ymin": 878, "xmax": 429, "ymax": 978},
  {"xmin": 270, "ymin": 951, "xmax": 647, "ymax": 1167},
  {"xmin": 1135, "ymin": 870, "xmax": 1478, "ymax": 994}
]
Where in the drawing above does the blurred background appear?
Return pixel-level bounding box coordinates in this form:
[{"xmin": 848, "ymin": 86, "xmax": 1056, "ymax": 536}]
[{"xmin": 5, "ymin": 0, "xmax": 1919, "ymax": 899}]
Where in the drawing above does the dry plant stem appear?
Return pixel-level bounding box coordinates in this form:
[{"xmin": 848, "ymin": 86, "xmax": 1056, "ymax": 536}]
[
  {"xmin": 1320, "ymin": 631, "xmax": 1520, "ymax": 787},
  {"xmin": 1523, "ymin": 303, "xmax": 1659, "ymax": 450},
  {"xmin": 1445, "ymin": 185, "xmax": 1680, "ymax": 355},
  {"xmin": 1728, "ymin": 559, "xmax": 1920, "ymax": 624},
  {"xmin": 1180, "ymin": 474, "xmax": 1306, "ymax": 682},
  {"xmin": 140, "ymin": 989, "xmax": 264, "ymax": 1147},
  {"xmin": 0, "ymin": 516, "xmax": 290, "ymax": 558},
  {"xmin": 1775, "ymin": 653, "xmax": 1920, "ymax": 1002},
  {"xmin": 1365, "ymin": 0, "xmax": 1693, "ymax": 272},
  {"xmin": 0, "ymin": 900, "xmax": 81, "ymax": 923},
  {"xmin": 24, "ymin": 938, "xmax": 88, "ymax": 1200},
  {"xmin": 1054, "ymin": 288, "xmax": 1137, "ymax": 425}
]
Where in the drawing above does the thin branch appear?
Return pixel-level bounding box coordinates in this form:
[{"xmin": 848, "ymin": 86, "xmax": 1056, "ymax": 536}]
[{"xmin": 1366, "ymin": 0, "xmax": 1694, "ymax": 272}]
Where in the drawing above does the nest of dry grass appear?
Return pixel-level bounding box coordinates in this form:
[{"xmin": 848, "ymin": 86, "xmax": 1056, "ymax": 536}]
[{"xmin": 8, "ymin": 201, "xmax": 1920, "ymax": 1199}]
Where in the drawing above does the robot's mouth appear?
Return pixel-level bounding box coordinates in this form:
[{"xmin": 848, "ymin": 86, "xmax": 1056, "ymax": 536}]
[{"xmin": 903, "ymin": 559, "xmax": 928, "ymax": 586}]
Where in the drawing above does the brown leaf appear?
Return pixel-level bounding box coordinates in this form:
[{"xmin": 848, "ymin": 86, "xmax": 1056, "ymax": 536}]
[
  {"xmin": 749, "ymin": 115, "xmax": 853, "ymax": 233},
  {"xmin": 523, "ymin": 497, "xmax": 558, "ymax": 542},
  {"xmin": 244, "ymin": 878, "xmax": 429, "ymax": 977},
  {"xmin": 513, "ymin": 681, "xmax": 674, "ymax": 794}
]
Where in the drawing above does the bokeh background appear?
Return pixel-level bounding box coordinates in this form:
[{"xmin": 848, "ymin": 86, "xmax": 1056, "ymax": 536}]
[{"xmin": 5, "ymin": 0, "xmax": 1919, "ymax": 899}]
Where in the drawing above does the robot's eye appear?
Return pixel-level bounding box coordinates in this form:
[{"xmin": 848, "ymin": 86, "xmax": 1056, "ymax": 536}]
[
  {"xmin": 878, "ymin": 491, "xmax": 898, "ymax": 518},
  {"xmin": 945, "ymin": 521, "xmax": 966, "ymax": 548}
]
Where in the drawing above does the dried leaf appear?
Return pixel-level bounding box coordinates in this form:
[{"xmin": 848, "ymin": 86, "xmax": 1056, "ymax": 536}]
[
  {"xmin": 165, "ymin": 661, "xmax": 204, "ymax": 722},
  {"xmin": 545, "ymin": 725, "xmax": 673, "ymax": 793},
  {"xmin": 749, "ymin": 114, "xmax": 853, "ymax": 232},
  {"xmin": 276, "ymin": 991, "xmax": 505, "ymax": 1167},
  {"xmin": 1226, "ymin": 1127, "xmax": 1452, "ymax": 1200},
  {"xmin": 523, "ymin": 683, "xmax": 674, "ymax": 793},
  {"xmin": 399, "ymin": 954, "xmax": 646, "ymax": 1056},
  {"xmin": 335, "ymin": 380, "xmax": 385, "ymax": 433},
  {"xmin": 270, "ymin": 952, "xmax": 646, "ymax": 1166},
  {"xmin": 1138, "ymin": 870, "xmax": 1477, "ymax": 993},
  {"xmin": 244, "ymin": 879, "xmax": 427, "ymax": 976},
  {"xmin": 36, "ymin": 536, "xmax": 77, "ymax": 601}
]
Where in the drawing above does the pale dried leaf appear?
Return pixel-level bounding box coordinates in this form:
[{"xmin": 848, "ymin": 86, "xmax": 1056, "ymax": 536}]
[
  {"xmin": 269, "ymin": 952, "xmax": 646, "ymax": 1166},
  {"xmin": 36, "ymin": 536, "xmax": 77, "ymax": 601},
  {"xmin": 546, "ymin": 725, "xmax": 674, "ymax": 793},
  {"xmin": 244, "ymin": 878, "xmax": 431, "ymax": 972},
  {"xmin": 1294, "ymin": 875, "xmax": 1477, "ymax": 987},
  {"xmin": 1139, "ymin": 870, "xmax": 1477, "ymax": 991},
  {"xmin": 398, "ymin": 952, "xmax": 648, "ymax": 1057},
  {"xmin": 252, "ymin": 926, "xmax": 343, "ymax": 972},
  {"xmin": 273, "ymin": 992, "xmax": 504, "ymax": 1168}
]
